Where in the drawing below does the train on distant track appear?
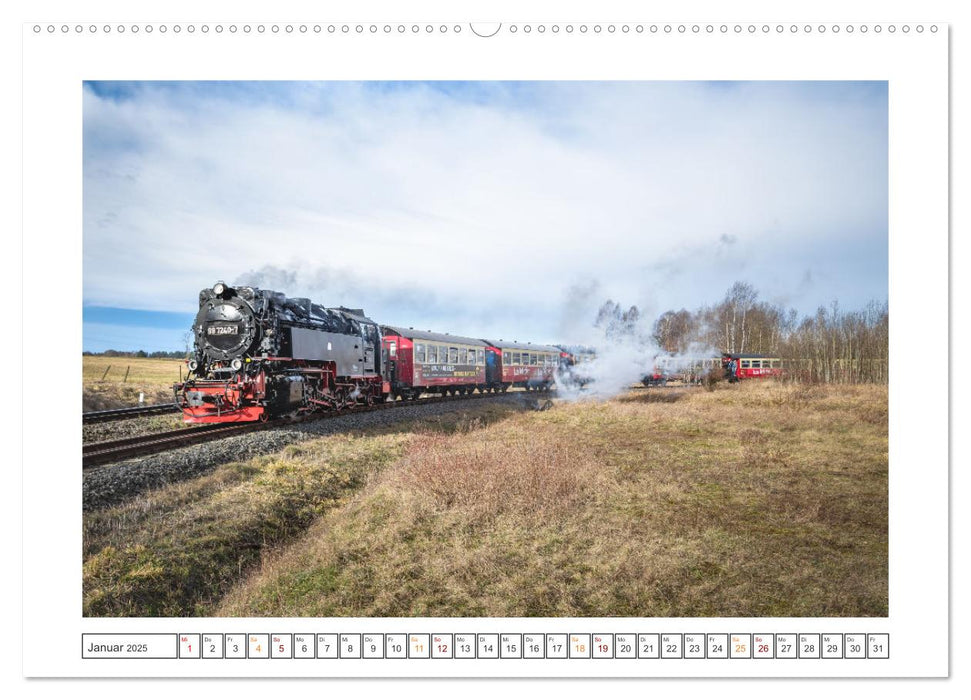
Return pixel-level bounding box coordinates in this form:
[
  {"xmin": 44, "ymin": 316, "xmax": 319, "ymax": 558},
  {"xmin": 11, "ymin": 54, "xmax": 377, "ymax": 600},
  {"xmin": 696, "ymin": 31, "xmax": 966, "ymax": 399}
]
[
  {"xmin": 175, "ymin": 282, "xmax": 588, "ymax": 423},
  {"xmin": 175, "ymin": 281, "xmax": 781, "ymax": 423},
  {"xmin": 641, "ymin": 353, "xmax": 784, "ymax": 386}
]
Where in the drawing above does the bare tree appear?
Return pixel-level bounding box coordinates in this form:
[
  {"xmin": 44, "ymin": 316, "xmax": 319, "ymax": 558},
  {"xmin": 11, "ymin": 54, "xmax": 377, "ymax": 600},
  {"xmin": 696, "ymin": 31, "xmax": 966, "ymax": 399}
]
[{"xmin": 182, "ymin": 330, "xmax": 194, "ymax": 358}]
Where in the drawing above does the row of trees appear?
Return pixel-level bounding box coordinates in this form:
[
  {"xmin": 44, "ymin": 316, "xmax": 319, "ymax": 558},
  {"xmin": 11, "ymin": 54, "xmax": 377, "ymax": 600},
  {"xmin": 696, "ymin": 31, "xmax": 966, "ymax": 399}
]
[
  {"xmin": 83, "ymin": 349, "xmax": 186, "ymax": 359},
  {"xmin": 651, "ymin": 282, "xmax": 889, "ymax": 384}
]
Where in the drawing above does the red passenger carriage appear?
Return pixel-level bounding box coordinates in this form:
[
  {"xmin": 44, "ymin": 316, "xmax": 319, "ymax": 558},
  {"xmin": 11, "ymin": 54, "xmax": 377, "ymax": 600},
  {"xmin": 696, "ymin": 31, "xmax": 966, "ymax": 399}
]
[
  {"xmin": 721, "ymin": 353, "xmax": 784, "ymax": 380},
  {"xmin": 381, "ymin": 327, "xmax": 487, "ymax": 399},
  {"xmin": 483, "ymin": 340, "xmax": 560, "ymax": 391}
]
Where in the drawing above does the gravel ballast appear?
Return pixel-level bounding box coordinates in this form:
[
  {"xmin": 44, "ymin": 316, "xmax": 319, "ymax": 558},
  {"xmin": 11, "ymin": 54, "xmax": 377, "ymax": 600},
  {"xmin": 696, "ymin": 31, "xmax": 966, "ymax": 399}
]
[{"xmin": 82, "ymin": 394, "xmax": 540, "ymax": 511}]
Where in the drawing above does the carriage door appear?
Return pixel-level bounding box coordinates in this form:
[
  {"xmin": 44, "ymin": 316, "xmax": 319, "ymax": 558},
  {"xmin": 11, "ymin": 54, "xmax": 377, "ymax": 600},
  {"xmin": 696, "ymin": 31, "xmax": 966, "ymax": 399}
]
[
  {"xmin": 386, "ymin": 339, "xmax": 398, "ymax": 383},
  {"xmin": 486, "ymin": 347, "xmax": 499, "ymax": 385}
]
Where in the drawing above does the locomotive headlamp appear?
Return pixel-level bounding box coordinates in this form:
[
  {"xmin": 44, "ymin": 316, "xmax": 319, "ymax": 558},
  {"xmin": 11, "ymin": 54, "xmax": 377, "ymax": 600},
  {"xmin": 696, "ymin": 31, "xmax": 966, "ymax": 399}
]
[
  {"xmin": 188, "ymin": 359, "xmax": 198, "ymax": 371},
  {"xmin": 213, "ymin": 282, "xmax": 226, "ymax": 296},
  {"xmin": 231, "ymin": 358, "xmax": 243, "ymax": 371}
]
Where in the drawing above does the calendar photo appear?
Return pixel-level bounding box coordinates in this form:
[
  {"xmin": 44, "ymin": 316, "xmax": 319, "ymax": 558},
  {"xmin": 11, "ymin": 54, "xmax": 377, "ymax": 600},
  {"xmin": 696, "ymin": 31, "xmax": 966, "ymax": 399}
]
[{"xmin": 80, "ymin": 79, "xmax": 888, "ymax": 620}]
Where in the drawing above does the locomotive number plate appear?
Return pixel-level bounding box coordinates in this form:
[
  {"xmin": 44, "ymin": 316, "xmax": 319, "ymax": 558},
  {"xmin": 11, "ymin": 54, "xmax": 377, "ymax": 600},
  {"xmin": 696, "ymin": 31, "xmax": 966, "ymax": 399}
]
[{"xmin": 207, "ymin": 325, "xmax": 239, "ymax": 335}]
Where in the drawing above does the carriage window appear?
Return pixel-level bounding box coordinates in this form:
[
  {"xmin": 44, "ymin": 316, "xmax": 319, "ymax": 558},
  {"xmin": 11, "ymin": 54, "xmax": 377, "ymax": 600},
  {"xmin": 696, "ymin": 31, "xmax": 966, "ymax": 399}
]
[
  {"xmin": 528, "ymin": 353, "xmax": 536, "ymax": 365},
  {"xmin": 449, "ymin": 347, "xmax": 459, "ymax": 364},
  {"xmin": 772, "ymin": 360, "xmax": 780, "ymax": 368},
  {"xmin": 414, "ymin": 343, "xmax": 425, "ymax": 363},
  {"xmin": 426, "ymin": 345, "xmax": 437, "ymax": 363},
  {"xmin": 477, "ymin": 349, "xmax": 484, "ymax": 364},
  {"xmin": 513, "ymin": 352, "xmax": 522, "ymax": 364},
  {"xmin": 388, "ymin": 341, "xmax": 397, "ymax": 358},
  {"xmin": 467, "ymin": 348, "xmax": 476, "ymax": 364},
  {"xmin": 741, "ymin": 360, "xmax": 751, "ymax": 368},
  {"xmin": 503, "ymin": 351, "xmax": 510, "ymax": 364},
  {"xmin": 750, "ymin": 360, "xmax": 761, "ymax": 368}
]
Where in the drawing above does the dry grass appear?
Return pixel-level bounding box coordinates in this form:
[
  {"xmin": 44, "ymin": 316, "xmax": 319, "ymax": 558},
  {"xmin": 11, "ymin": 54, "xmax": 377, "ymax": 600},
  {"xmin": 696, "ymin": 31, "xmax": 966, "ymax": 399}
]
[
  {"xmin": 82, "ymin": 356, "xmax": 186, "ymax": 410},
  {"xmin": 215, "ymin": 381, "xmax": 888, "ymax": 618},
  {"xmin": 82, "ymin": 403, "xmax": 522, "ymax": 616},
  {"xmin": 83, "ymin": 434, "xmax": 411, "ymax": 616}
]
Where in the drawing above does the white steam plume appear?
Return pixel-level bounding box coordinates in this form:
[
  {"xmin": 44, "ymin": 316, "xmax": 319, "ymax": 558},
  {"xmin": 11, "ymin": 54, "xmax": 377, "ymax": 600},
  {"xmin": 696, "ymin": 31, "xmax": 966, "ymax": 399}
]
[{"xmin": 555, "ymin": 295, "xmax": 719, "ymax": 401}]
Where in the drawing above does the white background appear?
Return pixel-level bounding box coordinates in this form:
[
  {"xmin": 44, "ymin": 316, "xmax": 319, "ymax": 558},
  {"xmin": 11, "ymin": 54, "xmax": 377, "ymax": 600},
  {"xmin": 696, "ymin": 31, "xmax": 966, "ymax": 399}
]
[{"xmin": 9, "ymin": 0, "xmax": 966, "ymax": 697}]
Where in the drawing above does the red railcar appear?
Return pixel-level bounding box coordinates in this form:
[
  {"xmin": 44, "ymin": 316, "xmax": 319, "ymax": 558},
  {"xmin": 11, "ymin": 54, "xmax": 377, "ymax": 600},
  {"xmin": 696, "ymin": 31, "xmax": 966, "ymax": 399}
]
[
  {"xmin": 381, "ymin": 326, "xmax": 488, "ymax": 398},
  {"xmin": 483, "ymin": 340, "xmax": 560, "ymax": 391},
  {"xmin": 721, "ymin": 353, "xmax": 784, "ymax": 380}
]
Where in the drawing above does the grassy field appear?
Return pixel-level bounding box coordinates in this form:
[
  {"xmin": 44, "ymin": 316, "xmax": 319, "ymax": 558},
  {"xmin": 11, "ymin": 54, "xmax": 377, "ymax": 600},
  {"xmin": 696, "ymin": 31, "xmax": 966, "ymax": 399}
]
[
  {"xmin": 83, "ymin": 382, "xmax": 888, "ymax": 618},
  {"xmin": 82, "ymin": 356, "xmax": 186, "ymax": 411}
]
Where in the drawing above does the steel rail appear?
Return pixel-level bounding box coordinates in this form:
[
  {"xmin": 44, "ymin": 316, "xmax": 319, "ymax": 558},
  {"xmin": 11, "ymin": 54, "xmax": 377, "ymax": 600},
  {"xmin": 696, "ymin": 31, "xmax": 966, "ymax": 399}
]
[{"xmin": 82, "ymin": 403, "xmax": 181, "ymax": 424}]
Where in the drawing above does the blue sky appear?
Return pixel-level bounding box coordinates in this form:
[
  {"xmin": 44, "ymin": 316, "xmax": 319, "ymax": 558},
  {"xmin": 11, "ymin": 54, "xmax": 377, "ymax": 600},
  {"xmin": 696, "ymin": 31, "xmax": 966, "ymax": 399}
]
[{"xmin": 83, "ymin": 81, "xmax": 888, "ymax": 352}]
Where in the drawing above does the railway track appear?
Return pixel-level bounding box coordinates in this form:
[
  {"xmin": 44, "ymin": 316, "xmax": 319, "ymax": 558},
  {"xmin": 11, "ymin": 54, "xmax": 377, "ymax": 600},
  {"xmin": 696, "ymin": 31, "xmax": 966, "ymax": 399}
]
[
  {"xmin": 82, "ymin": 423, "xmax": 254, "ymax": 468},
  {"xmin": 82, "ymin": 403, "xmax": 181, "ymax": 424},
  {"xmin": 82, "ymin": 389, "xmax": 550, "ymax": 469}
]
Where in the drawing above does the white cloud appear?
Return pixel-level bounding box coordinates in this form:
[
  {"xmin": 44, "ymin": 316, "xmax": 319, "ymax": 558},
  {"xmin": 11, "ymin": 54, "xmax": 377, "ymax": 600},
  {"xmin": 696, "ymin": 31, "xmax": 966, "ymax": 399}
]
[{"xmin": 83, "ymin": 81, "xmax": 888, "ymax": 343}]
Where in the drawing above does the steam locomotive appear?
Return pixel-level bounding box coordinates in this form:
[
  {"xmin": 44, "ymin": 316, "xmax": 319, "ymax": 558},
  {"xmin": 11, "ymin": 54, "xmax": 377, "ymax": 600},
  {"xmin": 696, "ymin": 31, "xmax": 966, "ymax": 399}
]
[{"xmin": 176, "ymin": 282, "xmax": 385, "ymax": 423}]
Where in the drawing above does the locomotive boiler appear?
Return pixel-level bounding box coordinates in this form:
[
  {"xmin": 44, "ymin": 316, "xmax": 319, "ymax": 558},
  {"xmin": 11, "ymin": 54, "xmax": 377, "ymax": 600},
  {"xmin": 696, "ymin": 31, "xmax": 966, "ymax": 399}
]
[{"xmin": 176, "ymin": 281, "xmax": 387, "ymax": 422}]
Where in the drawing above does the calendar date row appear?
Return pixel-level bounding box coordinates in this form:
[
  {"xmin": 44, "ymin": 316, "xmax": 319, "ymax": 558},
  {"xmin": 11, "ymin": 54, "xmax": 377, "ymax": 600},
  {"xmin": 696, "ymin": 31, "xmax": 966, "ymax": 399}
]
[{"xmin": 82, "ymin": 632, "xmax": 889, "ymax": 660}]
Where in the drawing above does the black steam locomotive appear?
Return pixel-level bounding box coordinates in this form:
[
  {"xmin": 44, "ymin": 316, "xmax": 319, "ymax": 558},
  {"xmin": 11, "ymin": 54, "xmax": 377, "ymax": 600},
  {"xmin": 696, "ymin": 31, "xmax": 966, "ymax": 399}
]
[{"xmin": 176, "ymin": 281, "xmax": 386, "ymax": 422}]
